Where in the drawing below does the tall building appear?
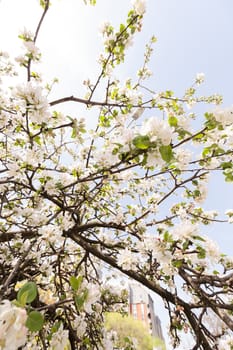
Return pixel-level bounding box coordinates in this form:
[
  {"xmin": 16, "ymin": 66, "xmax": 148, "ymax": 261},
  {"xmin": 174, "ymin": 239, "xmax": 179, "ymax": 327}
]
[{"xmin": 128, "ymin": 283, "xmax": 164, "ymax": 342}]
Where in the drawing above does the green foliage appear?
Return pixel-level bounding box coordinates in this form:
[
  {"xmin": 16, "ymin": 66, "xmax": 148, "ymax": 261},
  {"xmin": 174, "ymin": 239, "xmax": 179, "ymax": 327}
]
[
  {"xmin": 168, "ymin": 116, "xmax": 178, "ymax": 127},
  {"xmin": 69, "ymin": 275, "xmax": 83, "ymax": 292},
  {"xmin": 172, "ymin": 259, "xmax": 183, "ymax": 268},
  {"xmin": 221, "ymin": 162, "xmax": 233, "ymax": 182},
  {"xmin": 133, "ymin": 135, "xmax": 151, "ymax": 150},
  {"xmin": 196, "ymin": 246, "xmax": 206, "ymax": 259},
  {"xmin": 105, "ymin": 312, "xmax": 166, "ymax": 350},
  {"xmin": 48, "ymin": 321, "xmax": 62, "ymax": 341},
  {"xmin": 26, "ymin": 311, "xmax": 44, "ymax": 332},
  {"xmin": 39, "ymin": 0, "xmax": 50, "ymax": 9},
  {"xmin": 202, "ymin": 143, "xmax": 224, "ymax": 158},
  {"xmin": 17, "ymin": 282, "xmax": 37, "ymax": 306},
  {"xmin": 75, "ymin": 289, "xmax": 88, "ymax": 311},
  {"xmin": 159, "ymin": 145, "xmax": 173, "ymax": 162},
  {"xmin": 204, "ymin": 112, "xmax": 224, "ymax": 130}
]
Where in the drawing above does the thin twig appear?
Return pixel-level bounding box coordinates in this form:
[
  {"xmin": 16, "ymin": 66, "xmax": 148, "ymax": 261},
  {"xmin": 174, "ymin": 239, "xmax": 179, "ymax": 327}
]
[{"xmin": 0, "ymin": 241, "xmax": 35, "ymax": 300}]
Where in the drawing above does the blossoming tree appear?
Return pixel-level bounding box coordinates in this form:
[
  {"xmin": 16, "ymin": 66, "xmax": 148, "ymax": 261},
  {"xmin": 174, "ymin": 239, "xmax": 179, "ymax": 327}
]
[{"xmin": 0, "ymin": 0, "xmax": 233, "ymax": 349}]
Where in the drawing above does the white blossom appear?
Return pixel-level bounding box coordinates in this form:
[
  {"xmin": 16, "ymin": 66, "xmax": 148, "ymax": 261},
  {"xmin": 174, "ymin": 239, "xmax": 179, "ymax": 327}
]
[
  {"xmin": 177, "ymin": 115, "xmax": 190, "ymax": 129},
  {"xmin": 174, "ymin": 148, "xmax": 192, "ymax": 169},
  {"xmin": 195, "ymin": 72, "xmax": 205, "ymax": 85},
  {"xmin": 171, "ymin": 221, "xmax": 199, "ymax": 241},
  {"xmin": 23, "ymin": 41, "xmax": 40, "ymax": 60},
  {"xmin": 38, "ymin": 225, "xmax": 64, "ymax": 244},
  {"xmin": 214, "ymin": 106, "xmax": 233, "ymax": 126},
  {"xmin": 19, "ymin": 27, "xmax": 34, "ymax": 41},
  {"xmin": 204, "ymin": 237, "xmax": 221, "ymax": 262},
  {"xmin": 204, "ymin": 157, "xmax": 220, "ymax": 169},
  {"xmin": 7, "ymin": 162, "xmax": 21, "ymax": 177},
  {"xmin": 218, "ymin": 335, "xmax": 233, "ymax": 350},
  {"xmin": 117, "ymin": 247, "xmax": 138, "ymax": 270},
  {"xmin": 0, "ymin": 300, "xmax": 28, "ymax": 350},
  {"xmin": 73, "ymin": 314, "xmax": 87, "ymax": 338},
  {"xmin": 39, "ymin": 288, "xmax": 58, "ymax": 305},
  {"xmin": 225, "ymin": 209, "xmax": 233, "ymax": 223},
  {"xmin": 99, "ymin": 21, "xmax": 112, "ymax": 35},
  {"xmin": 146, "ymin": 150, "xmax": 165, "ymax": 167},
  {"xmin": 195, "ymin": 182, "xmax": 208, "ymax": 204},
  {"xmin": 141, "ymin": 116, "xmax": 173, "ymax": 145},
  {"xmin": 49, "ymin": 325, "xmax": 70, "ymax": 350},
  {"xmin": 13, "ymin": 82, "xmax": 50, "ymax": 124},
  {"xmin": 83, "ymin": 283, "xmax": 101, "ymax": 313},
  {"xmin": 131, "ymin": 0, "xmax": 146, "ymax": 16}
]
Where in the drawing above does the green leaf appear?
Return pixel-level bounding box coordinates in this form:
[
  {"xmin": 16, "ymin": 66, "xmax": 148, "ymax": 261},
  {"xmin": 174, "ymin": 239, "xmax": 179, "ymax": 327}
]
[
  {"xmin": 99, "ymin": 115, "xmax": 111, "ymax": 127},
  {"xmin": 17, "ymin": 282, "xmax": 37, "ymax": 305},
  {"xmin": 34, "ymin": 135, "xmax": 41, "ymax": 145},
  {"xmin": 48, "ymin": 321, "xmax": 62, "ymax": 341},
  {"xmin": 120, "ymin": 23, "xmax": 125, "ymax": 32},
  {"xmin": 182, "ymin": 239, "xmax": 191, "ymax": 250},
  {"xmin": 26, "ymin": 311, "xmax": 44, "ymax": 332},
  {"xmin": 12, "ymin": 299, "xmax": 23, "ymax": 308},
  {"xmin": 172, "ymin": 259, "xmax": 183, "ymax": 268},
  {"xmin": 75, "ymin": 289, "xmax": 88, "ymax": 311},
  {"xmin": 83, "ymin": 337, "xmax": 91, "ymax": 345},
  {"xmin": 204, "ymin": 114, "xmax": 217, "ymax": 130},
  {"xmin": 168, "ymin": 116, "xmax": 178, "ymax": 127},
  {"xmin": 159, "ymin": 145, "xmax": 173, "ymax": 162},
  {"xmin": 124, "ymin": 336, "xmax": 131, "ymax": 344},
  {"xmin": 225, "ymin": 173, "xmax": 233, "ymax": 182},
  {"xmin": 39, "ymin": 0, "xmax": 48, "ymax": 9},
  {"xmin": 221, "ymin": 162, "xmax": 233, "ymax": 170},
  {"xmin": 164, "ymin": 90, "xmax": 174, "ymax": 98},
  {"xmin": 193, "ymin": 235, "xmax": 206, "ymax": 242},
  {"xmin": 132, "ymin": 135, "xmax": 151, "ymax": 150},
  {"xmin": 69, "ymin": 276, "xmax": 83, "ymax": 292},
  {"xmin": 71, "ymin": 127, "xmax": 77, "ymax": 138},
  {"xmin": 193, "ymin": 133, "xmax": 204, "ymax": 141},
  {"xmin": 142, "ymin": 153, "xmax": 148, "ymax": 166},
  {"xmin": 163, "ymin": 231, "xmax": 173, "ymax": 243},
  {"xmin": 196, "ymin": 246, "xmax": 206, "ymax": 259},
  {"xmin": 202, "ymin": 147, "xmax": 211, "ymax": 158}
]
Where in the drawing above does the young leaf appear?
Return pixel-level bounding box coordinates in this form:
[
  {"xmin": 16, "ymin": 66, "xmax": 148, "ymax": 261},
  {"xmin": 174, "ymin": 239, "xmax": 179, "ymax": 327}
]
[
  {"xmin": 159, "ymin": 145, "xmax": 173, "ymax": 162},
  {"xmin": 39, "ymin": 0, "xmax": 49, "ymax": 9},
  {"xmin": 172, "ymin": 259, "xmax": 183, "ymax": 268},
  {"xmin": 17, "ymin": 282, "xmax": 37, "ymax": 305},
  {"xmin": 168, "ymin": 116, "xmax": 178, "ymax": 127},
  {"xmin": 48, "ymin": 321, "xmax": 62, "ymax": 341},
  {"xmin": 69, "ymin": 276, "xmax": 83, "ymax": 292},
  {"xmin": 193, "ymin": 235, "xmax": 206, "ymax": 242},
  {"xmin": 221, "ymin": 162, "xmax": 233, "ymax": 170},
  {"xmin": 26, "ymin": 311, "xmax": 44, "ymax": 332},
  {"xmin": 197, "ymin": 246, "xmax": 206, "ymax": 259},
  {"xmin": 71, "ymin": 127, "xmax": 77, "ymax": 138},
  {"xmin": 75, "ymin": 289, "xmax": 88, "ymax": 311},
  {"xmin": 132, "ymin": 135, "xmax": 151, "ymax": 150}
]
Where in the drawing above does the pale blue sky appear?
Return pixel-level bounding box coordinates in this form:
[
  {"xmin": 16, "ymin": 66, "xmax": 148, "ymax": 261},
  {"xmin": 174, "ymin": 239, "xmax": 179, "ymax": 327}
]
[
  {"xmin": 1, "ymin": 1, "xmax": 233, "ymax": 348},
  {"xmin": 146, "ymin": 0, "xmax": 233, "ymax": 100},
  {"xmin": 2, "ymin": 0, "xmax": 233, "ymax": 103}
]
